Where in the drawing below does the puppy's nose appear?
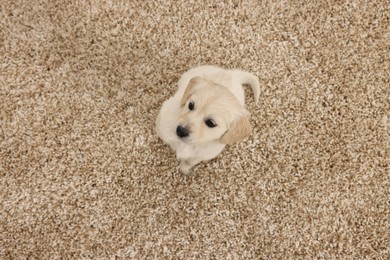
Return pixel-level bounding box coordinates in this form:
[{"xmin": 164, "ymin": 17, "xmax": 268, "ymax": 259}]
[{"xmin": 176, "ymin": 125, "xmax": 189, "ymax": 138}]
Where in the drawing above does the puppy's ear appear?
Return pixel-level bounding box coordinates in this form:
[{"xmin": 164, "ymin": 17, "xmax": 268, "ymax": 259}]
[
  {"xmin": 180, "ymin": 76, "xmax": 203, "ymax": 107},
  {"xmin": 220, "ymin": 115, "xmax": 252, "ymax": 144}
]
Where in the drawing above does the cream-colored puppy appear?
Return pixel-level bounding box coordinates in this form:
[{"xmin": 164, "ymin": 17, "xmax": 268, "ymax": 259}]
[{"xmin": 156, "ymin": 65, "xmax": 260, "ymax": 174}]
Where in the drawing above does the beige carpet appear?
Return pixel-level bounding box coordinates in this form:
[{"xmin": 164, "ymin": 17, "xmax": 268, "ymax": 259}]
[{"xmin": 1, "ymin": 0, "xmax": 389, "ymax": 259}]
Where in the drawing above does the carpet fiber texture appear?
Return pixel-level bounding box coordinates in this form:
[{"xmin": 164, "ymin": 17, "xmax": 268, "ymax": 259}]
[{"xmin": 1, "ymin": 0, "xmax": 389, "ymax": 259}]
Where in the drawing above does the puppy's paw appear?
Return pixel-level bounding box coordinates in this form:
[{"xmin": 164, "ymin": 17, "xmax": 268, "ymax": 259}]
[{"xmin": 179, "ymin": 160, "xmax": 192, "ymax": 175}]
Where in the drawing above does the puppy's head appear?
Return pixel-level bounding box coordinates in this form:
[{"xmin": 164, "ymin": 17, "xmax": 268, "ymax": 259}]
[{"xmin": 176, "ymin": 76, "xmax": 252, "ymax": 145}]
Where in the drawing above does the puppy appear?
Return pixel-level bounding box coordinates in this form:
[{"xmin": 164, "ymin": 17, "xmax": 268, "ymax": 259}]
[{"xmin": 156, "ymin": 65, "xmax": 260, "ymax": 174}]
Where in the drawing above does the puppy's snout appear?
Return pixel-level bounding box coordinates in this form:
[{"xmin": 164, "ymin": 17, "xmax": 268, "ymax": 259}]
[{"xmin": 176, "ymin": 125, "xmax": 189, "ymax": 138}]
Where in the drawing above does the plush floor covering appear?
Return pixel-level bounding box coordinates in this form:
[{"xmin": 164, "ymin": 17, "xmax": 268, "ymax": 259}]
[{"xmin": 1, "ymin": 0, "xmax": 389, "ymax": 259}]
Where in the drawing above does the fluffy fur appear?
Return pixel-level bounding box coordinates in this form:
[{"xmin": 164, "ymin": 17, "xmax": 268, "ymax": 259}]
[{"xmin": 156, "ymin": 65, "xmax": 260, "ymax": 174}]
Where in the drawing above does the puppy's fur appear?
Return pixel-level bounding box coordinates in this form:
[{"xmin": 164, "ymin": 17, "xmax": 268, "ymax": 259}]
[{"xmin": 156, "ymin": 65, "xmax": 260, "ymax": 174}]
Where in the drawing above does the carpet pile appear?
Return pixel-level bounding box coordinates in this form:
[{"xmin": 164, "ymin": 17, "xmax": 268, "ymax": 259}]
[{"xmin": 1, "ymin": 0, "xmax": 389, "ymax": 258}]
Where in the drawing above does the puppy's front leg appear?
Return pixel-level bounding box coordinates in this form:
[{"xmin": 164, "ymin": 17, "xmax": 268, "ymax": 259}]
[{"xmin": 179, "ymin": 158, "xmax": 202, "ymax": 175}]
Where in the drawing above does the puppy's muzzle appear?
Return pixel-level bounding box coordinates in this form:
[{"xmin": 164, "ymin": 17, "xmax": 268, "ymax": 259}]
[{"xmin": 176, "ymin": 125, "xmax": 190, "ymax": 138}]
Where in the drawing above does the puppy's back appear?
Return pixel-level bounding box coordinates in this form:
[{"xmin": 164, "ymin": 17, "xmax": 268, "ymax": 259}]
[
  {"xmin": 178, "ymin": 65, "xmax": 260, "ymax": 104},
  {"xmin": 177, "ymin": 65, "xmax": 224, "ymax": 91}
]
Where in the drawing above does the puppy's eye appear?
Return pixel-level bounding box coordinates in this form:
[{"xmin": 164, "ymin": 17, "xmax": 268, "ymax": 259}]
[
  {"xmin": 205, "ymin": 119, "xmax": 217, "ymax": 128},
  {"xmin": 188, "ymin": 101, "xmax": 195, "ymax": 111}
]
